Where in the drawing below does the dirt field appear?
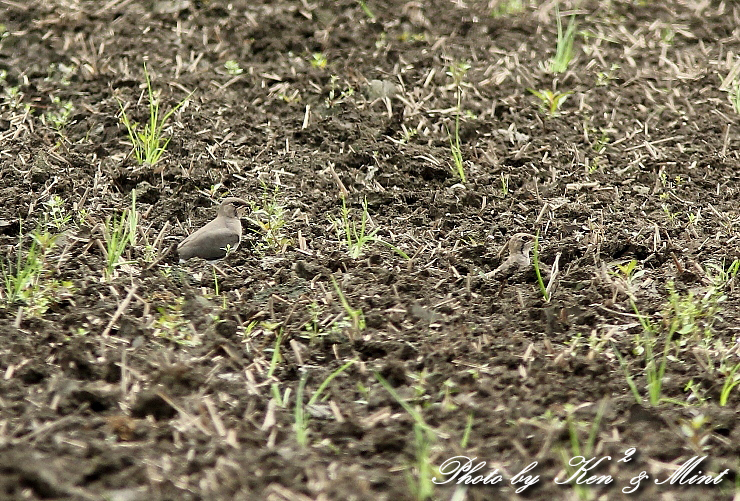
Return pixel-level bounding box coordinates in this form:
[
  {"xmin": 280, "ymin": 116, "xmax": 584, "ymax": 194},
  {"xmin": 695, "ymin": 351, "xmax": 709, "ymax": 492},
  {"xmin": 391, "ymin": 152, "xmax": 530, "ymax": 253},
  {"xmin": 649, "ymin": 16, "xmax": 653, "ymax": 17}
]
[{"xmin": 1, "ymin": 0, "xmax": 740, "ymax": 499}]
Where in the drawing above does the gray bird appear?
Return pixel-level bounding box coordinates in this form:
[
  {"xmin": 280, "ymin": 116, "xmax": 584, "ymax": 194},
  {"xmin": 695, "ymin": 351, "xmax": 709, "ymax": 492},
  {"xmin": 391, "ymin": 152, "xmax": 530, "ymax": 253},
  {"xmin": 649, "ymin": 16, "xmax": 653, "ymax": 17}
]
[{"xmin": 177, "ymin": 198, "xmax": 249, "ymax": 262}]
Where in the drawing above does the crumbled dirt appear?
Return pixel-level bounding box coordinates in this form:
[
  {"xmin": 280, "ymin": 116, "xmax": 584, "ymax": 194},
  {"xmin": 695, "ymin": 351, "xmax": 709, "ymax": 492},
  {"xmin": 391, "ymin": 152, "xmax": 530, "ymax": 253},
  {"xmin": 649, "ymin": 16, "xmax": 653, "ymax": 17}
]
[{"xmin": 1, "ymin": 1, "xmax": 740, "ymax": 500}]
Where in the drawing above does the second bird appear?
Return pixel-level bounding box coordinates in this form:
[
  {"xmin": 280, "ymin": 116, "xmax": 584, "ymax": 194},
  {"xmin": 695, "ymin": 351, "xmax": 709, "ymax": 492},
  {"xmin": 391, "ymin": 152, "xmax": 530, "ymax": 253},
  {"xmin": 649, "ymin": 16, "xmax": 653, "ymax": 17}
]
[{"xmin": 177, "ymin": 197, "xmax": 249, "ymax": 262}]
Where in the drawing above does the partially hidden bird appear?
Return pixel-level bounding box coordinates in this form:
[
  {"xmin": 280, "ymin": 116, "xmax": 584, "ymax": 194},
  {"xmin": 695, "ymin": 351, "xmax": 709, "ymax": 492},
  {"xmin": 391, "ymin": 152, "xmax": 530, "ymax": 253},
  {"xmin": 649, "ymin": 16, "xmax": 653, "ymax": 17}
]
[
  {"xmin": 177, "ymin": 197, "xmax": 249, "ymax": 263},
  {"xmin": 485, "ymin": 233, "xmax": 536, "ymax": 279}
]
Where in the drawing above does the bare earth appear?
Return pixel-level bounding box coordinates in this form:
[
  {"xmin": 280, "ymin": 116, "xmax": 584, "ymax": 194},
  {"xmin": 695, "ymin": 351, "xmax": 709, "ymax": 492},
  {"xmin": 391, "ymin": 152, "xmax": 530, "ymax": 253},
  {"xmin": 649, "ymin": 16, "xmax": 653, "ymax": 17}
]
[{"xmin": 1, "ymin": 1, "xmax": 740, "ymax": 500}]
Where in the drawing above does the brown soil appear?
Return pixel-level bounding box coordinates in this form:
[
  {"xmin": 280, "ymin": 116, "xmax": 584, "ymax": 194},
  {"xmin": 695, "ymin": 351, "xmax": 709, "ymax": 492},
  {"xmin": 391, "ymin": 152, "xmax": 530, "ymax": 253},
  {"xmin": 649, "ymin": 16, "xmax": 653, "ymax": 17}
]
[{"xmin": 1, "ymin": 1, "xmax": 740, "ymax": 500}]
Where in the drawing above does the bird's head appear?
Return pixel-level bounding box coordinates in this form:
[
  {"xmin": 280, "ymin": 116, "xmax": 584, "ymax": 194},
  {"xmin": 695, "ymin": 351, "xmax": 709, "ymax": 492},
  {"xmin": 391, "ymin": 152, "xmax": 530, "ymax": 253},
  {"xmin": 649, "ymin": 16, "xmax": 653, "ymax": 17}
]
[
  {"xmin": 217, "ymin": 197, "xmax": 249, "ymax": 218},
  {"xmin": 511, "ymin": 233, "xmax": 536, "ymax": 254},
  {"xmin": 497, "ymin": 233, "xmax": 536, "ymax": 258}
]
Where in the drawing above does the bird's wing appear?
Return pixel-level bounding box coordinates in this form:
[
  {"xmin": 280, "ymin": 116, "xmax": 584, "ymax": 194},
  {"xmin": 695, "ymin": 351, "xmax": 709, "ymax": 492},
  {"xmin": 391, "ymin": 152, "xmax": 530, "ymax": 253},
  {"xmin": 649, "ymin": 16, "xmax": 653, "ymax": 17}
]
[{"xmin": 178, "ymin": 227, "xmax": 241, "ymax": 261}]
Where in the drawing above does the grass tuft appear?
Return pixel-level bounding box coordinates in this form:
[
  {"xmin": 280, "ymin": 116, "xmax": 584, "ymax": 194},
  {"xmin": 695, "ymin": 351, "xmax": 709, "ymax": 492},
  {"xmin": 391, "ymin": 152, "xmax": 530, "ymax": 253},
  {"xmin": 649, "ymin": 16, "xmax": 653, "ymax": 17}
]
[
  {"xmin": 549, "ymin": 6, "xmax": 577, "ymax": 74},
  {"xmin": 532, "ymin": 231, "xmax": 549, "ymax": 302},
  {"xmin": 117, "ymin": 63, "xmax": 192, "ymax": 167}
]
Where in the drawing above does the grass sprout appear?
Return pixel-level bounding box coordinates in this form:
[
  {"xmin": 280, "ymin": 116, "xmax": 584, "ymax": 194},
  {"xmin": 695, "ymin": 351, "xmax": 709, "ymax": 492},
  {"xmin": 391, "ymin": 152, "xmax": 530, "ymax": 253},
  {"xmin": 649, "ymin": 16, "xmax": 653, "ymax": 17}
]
[
  {"xmin": 294, "ymin": 374, "xmax": 309, "ymax": 445},
  {"xmin": 249, "ymin": 184, "xmax": 292, "ymax": 252},
  {"xmin": 224, "ymin": 60, "xmax": 243, "ymax": 75},
  {"xmin": 117, "ymin": 63, "xmax": 192, "ymax": 166},
  {"xmin": 491, "ymin": 0, "xmax": 523, "ymax": 18},
  {"xmin": 334, "ymin": 197, "xmax": 409, "ymax": 259},
  {"xmin": 376, "ymin": 373, "xmax": 436, "ymax": 500},
  {"xmin": 446, "ymin": 62, "xmax": 470, "ymax": 183},
  {"xmin": 267, "ymin": 330, "xmax": 284, "ymax": 405},
  {"xmin": 460, "ymin": 413, "xmax": 474, "ymax": 448},
  {"xmin": 331, "ymin": 276, "xmax": 365, "ymax": 336},
  {"xmin": 557, "ymin": 401, "xmax": 607, "ymax": 500},
  {"xmin": 357, "ymin": 0, "xmax": 376, "ymax": 20},
  {"xmin": 447, "ymin": 102, "xmax": 466, "ymax": 183},
  {"xmin": 44, "ymin": 95, "xmax": 73, "ymax": 131},
  {"xmin": 528, "ymin": 88, "xmax": 572, "ymax": 117},
  {"xmin": 294, "ymin": 360, "xmax": 355, "ymax": 446},
  {"xmin": 101, "ymin": 191, "xmax": 138, "ymax": 277},
  {"xmin": 549, "ymin": 6, "xmax": 577, "ymax": 74},
  {"xmin": 1, "ymin": 224, "xmax": 42, "ymax": 304},
  {"xmin": 611, "ymin": 342, "xmax": 643, "ymax": 404},
  {"xmin": 311, "ymin": 53, "xmax": 328, "ymax": 69},
  {"xmin": 728, "ymin": 79, "xmax": 740, "ymax": 114},
  {"xmin": 1, "ymin": 221, "xmax": 74, "ymax": 315},
  {"xmin": 632, "ymin": 296, "xmax": 672, "ymax": 406},
  {"xmin": 719, "ymin": 362, "xmax": 740, "ymax": 406},
  {"xmin": 152, "ymin": 297, "xmax": 199, "ymax": 346},
  {"xmin": 532, "ymin": 231, "xmax": 549, "ymax": 302},
  {"xmin": 608, "ymin": 261, "xmax": 730, "ymax": 406}
]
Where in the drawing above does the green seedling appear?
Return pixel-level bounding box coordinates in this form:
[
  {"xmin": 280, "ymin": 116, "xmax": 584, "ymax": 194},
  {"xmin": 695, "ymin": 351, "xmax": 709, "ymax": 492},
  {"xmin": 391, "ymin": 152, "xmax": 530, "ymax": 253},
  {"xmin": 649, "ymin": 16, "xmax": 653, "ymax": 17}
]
[
  {"xmin": 331, "ymin": 276, "xmax": 365, "ymax": 336},
  {"xmin": 661, "ymin": 27, "xmax": 675, "ymax": 45},
  {"xmin": 333, "ymin": 197, "xmax": 409, "ymax": 260},
  {"xmin": 152, "ymin": 297, "xmax": 198, "ymax": 346},
  {"xmin": 460, "ymin": 413, "xmax": 474, "ymax": 448},
  {"xmin": 267, "ymin": 330, "xmax": 284, "ymax": 406},
  {"xmin": 663, "ymin": 280, "xmax": 726, "ymax": 345},
  {"xmin": 447, "ymin": 61, "xmax": 470, "ymax": 88},
  {"xmin": 300, "ymin": 301, "xmax": 353, "ymax": 342},
  {"xmin": 212, "ymin": 266, "xmax": 220, "ymax": 297},
  {"xmin": 357, "ymin": 0, "xmax": 376, "ymax": 20},
  {"xmin": 294, "ymin": 374, "xmax": 309, "ymax": 445},
  {"xmin": 44, "ymin": 95, "xmax": 73, "ymax": 130},
  {"xmin": 556, "ymin": 401, "xmax": 607, "ymax": 500},
  {"xmin": 1, "ymin": 225, "xmax": 42, "ymax": 304},
  {"xmin": 528, "ymin": 88, "xmax": 572, "ymax": 117},
  {"xmin": 532, "ymin": 230, "xmax": 549, "ymax": 302},
  {"xmin": 683, "ymin": 379, "xmax": 707, "ymax": 406},
  {"xmin": 45, "ymin": 62, "xmax": 75, "ymax": 86},
  {"xmin": 719, "ymin": 362, "xmax": 740, "ymax": 406},
  {"xmin": 635, "ymin": 302, "xmax": 671, "ymax": 406},
  {"xmin": 376, "ymin": 373, "xmax": 436, "ymax": 501},
  {"xmin": 591, "ymin": 128, "xmax": 611, "ymax": 154},
  {"xmin": 311, "ymin": 53, "xmax": 328, "ymax": 68},
  {"xmin": 224, "ymin": 60, "xmax": 243, "ymax": 75},
  {"xmin": 43, "ymin": 195, "xmax": 72, "ymax": 231},
  {"xmin": 706, "ymin": 259, "xmax": 740, "ymax": 291},
  {"xmin": 409, "ymin": 422, "xmax": 435, "ymax": 501},
  {"xmin": 500, "ymin": 173, "xmax": 509, "ymax": 196},
  {"xmin": 399, "ymin": 124, "xmax": 418, "ymax": 143},
  {"xmin": 447, "ymin": 102, "xmax": 466, "ymax": 182},
  {"xmin": 549, "ymin": 7, "xmax": 577, "ymax": 74},
  {"xmin": 608, "ymin": 260, "xmax": 733, "ymax": 406},
  {"xmin": 101, "ymin": 191, "xmax": 137, "ymax": 278},
  {"xmin": 446, "ymin": 62, "xmax": 470, "ymax": 183},
  {"xmin": 117, "ymin": 63, "xmax": 192, "ymax": 166},
  {"xmin": 128, "ymin": 190, "xmax": 138, "ymax": 247},
  {"xmin": 585, "ymin": 157, "xmax": 602, "ymax": 174},
  {"xmin": 729, "ymin": 80, "xmax": 740, "ymax": 114},
  {"xmin": 294, "ymin": 360, "xmax": 355, "ymax": 446},
  {"xmin": 609, "ymin": 261, "xmax": 664, "ymax": 405},
  {"xmin": 1, "ymin": 221, "xmax": 74, "ymax": 315},
  {"xmin": 679, "ymin": 414, "xmax": 711, "ymax": 452},
  {"xmin": 596, "ymin": 64, "xmax": 620, "ymax": 86},
  {"xmin": 249, "ymin": 184, "xmax": 292, "ymax": 252},
  {"xmin": 303, "ymin": 301, "xmax": 322, "ymax": 338},
  {"xmin": 326, "ymin": 74, "xmax": 355, "ymax": 108},
  {"xmin": 3, "ymin": 85, "xmax": 27, "ymax": 111},
  {"xmin": 491, "ymin": 0, "xmax": 523, "ymax": 17}
]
